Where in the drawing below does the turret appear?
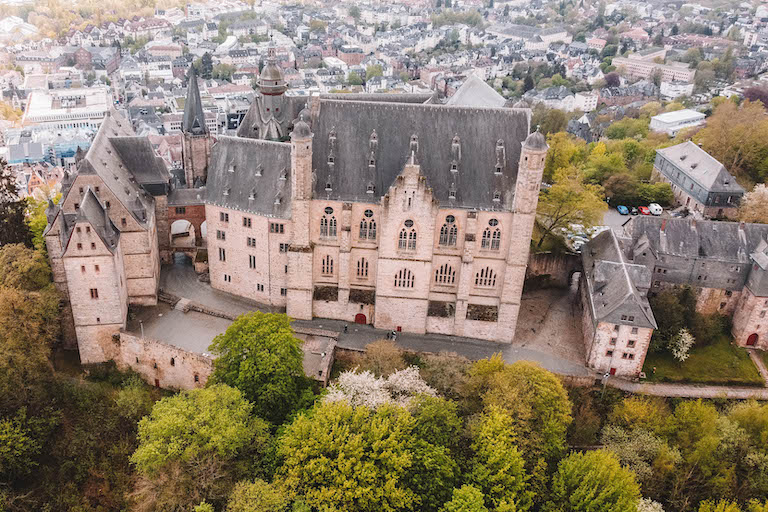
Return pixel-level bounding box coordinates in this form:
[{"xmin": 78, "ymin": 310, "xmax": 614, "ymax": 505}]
[
  {"xmin": 290, "ymin": 113, "xmax": 313, "ymax": 201},
  {"xmin": 512, "ymin": 128, "xmax": 548, "ymax": 214}
]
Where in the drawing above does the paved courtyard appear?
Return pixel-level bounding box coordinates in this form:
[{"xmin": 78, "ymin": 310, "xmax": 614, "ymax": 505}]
[{"xmin": 133, "ymin": 259, "xmax": 593, "ymax": 377}]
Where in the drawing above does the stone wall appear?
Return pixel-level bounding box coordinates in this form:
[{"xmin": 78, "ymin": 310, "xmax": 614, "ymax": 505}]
[
  {"xmin": 114, "ymin": 332, "xmax": 211, "ymax": 389},
  {"xmin": 525, "ymin": 251, "xmax": 581, "ymax": 289}
]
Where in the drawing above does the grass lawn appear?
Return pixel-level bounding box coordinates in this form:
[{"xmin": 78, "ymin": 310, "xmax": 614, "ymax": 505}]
[{"xmin": 643, "ymin": 335, "xmax": 764, "ymax": 386}]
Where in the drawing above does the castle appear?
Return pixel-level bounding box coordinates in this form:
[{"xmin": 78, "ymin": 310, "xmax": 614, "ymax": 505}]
[{"xmin": 44, "ymin": 55, "xmax": 549, "ymax": 365}]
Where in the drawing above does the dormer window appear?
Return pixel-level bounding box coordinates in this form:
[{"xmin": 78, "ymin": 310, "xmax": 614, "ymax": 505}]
[
  {"xmin": 228, "ymin": 164, "xmax": 236, "ymax": 173},
  {"xmin": 493, "ymin": 190, "xmax": 501, "ymax": 202},
  {"xmin": 691, "ymin": 163, "xmax": 698, "ymax": 169},
  {"xmin": 255, "ymin": 167, "xmax": 262, "ymax": 177},
  {"xmin": 274, "ymin": 194, "xmax": 282, "ymax": 205},
  {"xmin": 328, "ymin": 156, "xmax": 334, "ymax": 164},
  {"xmin": 495, "ymin": 166, "xmax": 503, "ymax": 175},
  {"xmin": 279, "ymin": 169, "xmax": 287, "ymax": 180},
  {"xmin": 223, "ymin": 187, "xmax": 230, "ymax": 196},
  {"xmin": 369, "ymin": 159, "xmax": 375, "ymax": 166},
  {"xmin": 366, "ymin": 182, "xmax": 375, "ymax": 194},
  {"xmin": 451, "ymin": 162, "xmax": 458, "ymax": 172},
  {"xmin": 325, "ymin": 177, "xmax": 333, "ymax": 192},
  {"xmin": 680, "ymin": 155, "xmax": 687, "ymax": 161}
]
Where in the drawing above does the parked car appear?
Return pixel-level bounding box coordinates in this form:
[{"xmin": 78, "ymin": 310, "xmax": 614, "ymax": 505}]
[
  {"xmin": 638, "ymin": 206, "xmax": 651, "ymax": 215},
  {"xmin": 631, "ymin": 207, "xmax": 639, "ymax": 216},
  {"xmin": 617, "ymin": 205, "xmax": 629, "ymax": 215},
  {"xmin": 648, "ymin": 203, "xmax": 663, "ymax": 216}
]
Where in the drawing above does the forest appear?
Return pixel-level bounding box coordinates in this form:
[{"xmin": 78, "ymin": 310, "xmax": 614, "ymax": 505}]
[{"xmin": 0, "ymin": 238, "xmax": 768, "ymax": 512}]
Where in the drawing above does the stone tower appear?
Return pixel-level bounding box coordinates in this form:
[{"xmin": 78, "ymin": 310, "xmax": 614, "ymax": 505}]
[
  {"xmin": 286, "ymin": 114, "xmax": 314, "ymax": 320},
  {"xmin": 498, "ymin": 129, "xmax": 548, "ymax": 342},
  {"xmin": 181, "ymin": 66, "xmax": 212, "ymax": 187}
]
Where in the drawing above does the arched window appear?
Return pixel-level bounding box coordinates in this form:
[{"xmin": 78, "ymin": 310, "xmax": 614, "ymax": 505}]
[
  {"xmin": 320, "ymin": 216, "xmax": 328, "ymax": 237},
  {"xmin": 329, "ymin": 216, "xmax": 337, "ymax": 237},
  {"xmin": 357, "ymin": 258, "xmax": 369, "ymax": 278},
  {"xmin": 408, "ymin": 230, "xmax": 417, "ymax": 250},
  {"xmin": 435, "ymin": 263, "xmax": 456, "ymax": 285},
  {"xmin": 481, "ymin": 226, "xmax": 502, "ymax": 251},
  {"xmin": 439, "ymin": 215, "xmax": 458, "ymax": 246},
  {"xmin": 475, "ymin": 267, "xmax": 497, "ymax": 288},
  {"xmin": 322, "ymin": 255, "xmax": 334, "ymax": 275},
  {"xmin": 394, "ymin": 268, "xmax": 414, "ymax": 288},
  {"xmin": 368, "ymin": 220, "xmax": 376, "ymax": 240},
  {"xmin": 359, "ymin": 220, "xmax": 368, "ymax": 239},
  {"xmin": 399, "ymin": 228, "xmax": 408, "ymax": 249}
]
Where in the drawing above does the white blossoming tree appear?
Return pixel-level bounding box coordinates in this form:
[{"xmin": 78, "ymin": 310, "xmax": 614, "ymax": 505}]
[
  {"xmin": 637, "ymin": 498, "xmax": 664, "ymax": 512},
  {"xmin": 669, "ymin": 328, "xmax": 696, "ymax": 363},
  {"xmin": 324, "ymin": 366, "xmax": 436, "ymax": 408}
]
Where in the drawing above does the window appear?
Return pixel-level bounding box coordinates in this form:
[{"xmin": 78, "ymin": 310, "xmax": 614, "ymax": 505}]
[
  {"xmin": 628, "ymin": 339, "xmax": 636, "ymax": 347},
  {"xmin": 357, "ymin": 258, "xmax": 369, "ymax": 278},
  {"xmin": 761, "ymin": 311, "xmax": 767, "ymax": 319},
  {"xmin": 408, "ymin": 230, "xmax": 417, "ymax": 250},
  {"xmin": 257, "ymin": 284, "xmax": 264, "ymax": 292},
  {"xmin": 394, "ymin": 268, "xmax": 414, "ymax": 288},
  {"xmin": 90, "ymin": 242, "xmax": 96, "ymax": 249},
  {"xmin": 216, "ymin": 230, "xmax": 226, "ymax": 241},
  {"xmin": 79, "ymin": 187, "xmax": 83, "ymax": 194},
  {"xmin": 606, "ymin": 350, "xmax": 614, "ymax": 357},
  {"xmin": 280, "ymin": 288, "xmax": 287, "ymax": 296},
  {"xmin": 77, "ymin": 243, "xmax": 83, "ymax": 250},
  {"xmin": 74, "ymin": 203, "xmax": 79, "ymax": 209},
  {"xmin": 435, "ymin": 263, "xmax": 456, "ymax": 285},
  {"xmin": 89, "ymin": 288, "xmax": 99, "ymax": 299},
  {"xmin": 243, "ymin": 216, "xmax": 252, "ymax": 228},
  {"xmin": 76, "ymin": 227, "xmax": 81, "ymax": 233},
  {"xmin": 175, "ymin": 207, "xmax": 186, "ymax": 214},
  {"xmin": 81, "ymin": 265, "xmax": 86, "ymax": 273},
  {"xmin": 621, "ymin": 315, "xmax": 627, "ymax": 321},
  {"xmin": 194, "ymin": 374, "xmax": 199, "ymax": 383},
  {"xmin": 220, "ymin": 212, "xmax": 229, "ymax": 222},
  {"xmin": 475, "ymin": 267, "xmax": 497, "ymax": 288},
  {"xmin": 481, "ymin": 227, "xmax": 501, "ymax": 250},
  {"xmin": 247, "ymin": 237, "xmax": 256, "ymax": 247},
  {"xmin": 105, "ymin": 201, "xmax": 110, "ymax": 208},
  {"xmin": 622, "ymin": 353, "xmax": 629, "ymax": 359},
  {"xmin": 284, "ymin": 265, "xmax": 288, "ymax": 273},
  {"xmin": 359, "ymin": 219, "xmax": 377, "ymax": 240},
  {"xmin": 86, "ymin": 226, "xmax": 91, "ymax": 233},
  {"xmin": 95, "ymin": 265, "xmax": 99, "ymax": 272},
  {"xmin": 270, "ymin": 223, "xmax": 284, "ymax": 233},
  {"xmin": 614, "ymin": 325, "xmax": 620, "ymax": 331},
  {"xmin": 249, "ymin": 255, "xmax": 256, "ymax": 268},
  {"xmin": 224, "ymin": 274, "xmax": 231, "ymax": 282},
  {"xmin": 610, "ymin": 337, "xmax": 617, "ymax": 345},
  {"xmin": 439, "ymin": 215, "xmax": 457, "ymax": 246},
  {"xmin": 170, "ymin": 357, "xmax": 175, "ymax": 366},
  {"xmin": 628, "ymin": 316, "xmax": 634, "ymax": 322},
  {"xmin": 631, "ymin": 327, "xmax": 638, "ymax": 334},
  {"xmin": 279, "ymin": 243, "xmax": 288, "ymax": 253},
  {"xmin": 218, "ymin": 247, "xmax": 226, "ymax": 261},
  {"xmin": 322, "ymin": 255, "xmax": 334, "ymax": 276}
]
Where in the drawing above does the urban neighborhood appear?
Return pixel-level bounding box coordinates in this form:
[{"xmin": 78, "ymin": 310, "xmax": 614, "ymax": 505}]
[{"xmin": 2, "ymin": 0, "xmax": 768, "ymax": 510}]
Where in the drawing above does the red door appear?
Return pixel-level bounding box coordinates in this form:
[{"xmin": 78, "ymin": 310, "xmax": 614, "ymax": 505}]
[
  {"xmin": 609, "ymin": 368, "xmax": 617, "ymax": 376},
  {"xmin": 354, "ymin": 313, "xmax": 366, "ymax": 325},
  {"xmin": 747, "ymin": 333, "xmax": 759, "ymax": 346}
]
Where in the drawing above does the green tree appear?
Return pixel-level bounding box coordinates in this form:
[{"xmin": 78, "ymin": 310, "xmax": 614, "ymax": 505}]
[
  {"xmin": 0, "ymin": 161, "xmax": 32, "ymax": 247},
  {"xmin": 227, "ymin": 479, "xmax": 289, "ymax": 512},
  {"xmin": 605, "ymin": 118, "xmax": 650, "ymax": 140},
  {"xmin": 366, "ymin": 64, "xmax": 384, "ymax": 82},
  {"xmin": 440, "ymin": 486, "xmax": 489, "ymax": 512},
  {"xmin": 0, "ymin": 408, "xmax": 44, "ymax": 479},
  {"xmin": 348, "ymin": 5, "xmax": 361, "ymax": 22},
  {"xmin": 212, "ymin": 63, "xmax": 236, "ymax": 81},
  {"xmin": 309, "ymin": 19, "xmax": 327, "ymax": 32},
  {"xmin": 469, "ymin": 406, "xmax": 532, "ymax": 511},
  {"xmin": 543, "ymin": 132, "xmax": 586, "ymax": 183},
  {"xmin": 347, "ymin": 71, "xmax": 364, "ymax": 86},
  {"xmin": 208, "ymin": 312, "xmax": 310, "ymax": 424},
  {"xmin": 131, "ymin": 385, "xmax": 273, "ymax": 510},
  {"xmin": 545, "ymin": 450, "xmax": 641, "ymax": 512},
  {"xmin": 535, "ymin": 166, "xmax": 607, "ymax": 248},
  {"xmin": 699, "ymin": 501, "xmax": 742, "ymax": 512},
  {"xmin": 201, "ymin": 52, "xmax": 213, "ymax": 79},
  {"xmin": 25, "ymin": 190, "xmax": 60, "ymax": 253},
  {"xmin": 278, "ymin": 401, "xmax": 420, "ymax": 511}
]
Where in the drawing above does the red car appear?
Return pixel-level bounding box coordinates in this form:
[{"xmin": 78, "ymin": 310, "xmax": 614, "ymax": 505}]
[{"xmin": 638, "ymin": 206, "xmax": 651, "ymax": 215}]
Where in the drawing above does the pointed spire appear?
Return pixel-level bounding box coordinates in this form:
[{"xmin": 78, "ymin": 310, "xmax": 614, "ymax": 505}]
[{"xmin": 182, "ymin": 66, "xmax": 207, "ymax": 135}]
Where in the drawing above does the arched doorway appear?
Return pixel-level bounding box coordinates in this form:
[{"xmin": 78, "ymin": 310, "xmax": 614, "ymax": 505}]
[
  {"xmin": 747, "ymin": 333, "xmax": 758, "ymax": 346},
  {"xmin": 170, "ymin": 219, "xmax": 196, "ymax": 248},
  {"xmin": 355, "ymin": 313, "xmax": 367, "ymax": 325}
]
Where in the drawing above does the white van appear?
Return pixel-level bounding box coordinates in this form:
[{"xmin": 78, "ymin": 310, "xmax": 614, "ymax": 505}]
[{"xmin": 648, "ymin": 203, "xmax": 663, "ymax": 216}]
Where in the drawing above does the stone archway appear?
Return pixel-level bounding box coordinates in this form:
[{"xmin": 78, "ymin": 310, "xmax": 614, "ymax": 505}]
[{"xmin": 170, "ymin": 219, "xmax": 196, "ymax": 248}]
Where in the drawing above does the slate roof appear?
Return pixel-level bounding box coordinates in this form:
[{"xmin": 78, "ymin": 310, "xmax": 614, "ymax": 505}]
[
  {"xmin": 182, "ymin": 67, "xmax": 207, "ymax": 135},
  {"xmin": 109, "ymin": 136, "xmax": 170, "ymax": 190},
  {"xmin": 446, "ymin": 74, "xmax": 506, "ymax": 108},
  {"xmin": 582, "ymin": 229, "xmax": 657, "ymax": 329},
  {"xmin": 74, "ymin": 186, "xmax": 120, "ymax": 252},
  {"xmin": 205, "ymin": 136, "xmax": 292, "ymax": 218},
  {"xmin": 317, "ymin": 92, "xmax": 434, "ymax": 104},
  {"xmin": 308, "ymin": 98, "xmax": 531, "ymax": 209},
  {"xmin": 626, "ymin": 216, "xmax": 768, "ymax": 263},
  {"xmin": 655, "ymin": 141, "xmax": 744, "ymax": 194}
]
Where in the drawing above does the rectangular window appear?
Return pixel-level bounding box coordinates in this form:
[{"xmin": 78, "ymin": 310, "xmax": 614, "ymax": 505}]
[
  {"xmin": 81, "ymin": 265, "xmax": 86, "ymax": 273},
  {"xmin": 627, "ymin": 339, "xmax": 636, "ymax": 347},
  {"xmin": 610, "ymin": 337, "xmax": 617, "ymax": 345},
  {"xmin": 257, "ymin": 284, "xmax": 264, "ymax": 292},
  {"xmin": 121, "ymin": 218, "xmax": 127, "ymax": 227},
  {"xmin": 284, "ymin": 265, "xmax": 288, "ymax": 273},
  {"xmin": 90, "ymin": 242, "xmax": 96, "ymax": 250},
  {"xmin": 279, "ymin": 243, "xmax": 288, "ymax": 253},
  {"xmin": 175, "ymin": 207, "xmax": 186, "ymax": 214},
  {"xmin": 631, "ymin": 327, "xmax": 638, "ymax": 334},
  {"xmin": 86, "ymin": 226, "xmax": 91, "ymax": 233},
  {"xmin": 622, "ymin": 353, "xmax": 629, "ymax": 359},
  {"xmin": 270, "ymin": 223, "xmax": 285, "ymax": 234},
  {"xmin": 105, "ymin": 201, "xmax": 110, "ymax": 208},
  {"xmin": 620, "ymin": 315, "xmax": 627, "ymax": 321},
  {"xmin": 606, "ymin": 350, "xmax": 614, "ymax": 357},
  {"xmin": 89, "ymin": 288, "xmax": 99, "ymax": 299},
  {"xmin": 218, "ymin": 247, "xmax": 226, "ymax": 261},
  {"xmin": 74, "ymin": 203, "xmax": 79, "ymax": 209},
  {"xmin": 249, "ymin": 255, "xmax": 256, "ymax": 268},
  {"xmin": 247, "ymin": 237, "xmax": 256, "ymax": 247},
  {"xmin": 243, "ymin": 216, "xmax": 252, "ymax": 228},
  {"xmin": 76, "ymin": 227, "xmax": 81, "ymax": 233},
  {"xmin": 94, "ymin": 265, "xmax": 100, "ymax": 272},
  {"xmin": 614, "ymin": 324, "xmax": 620, "ymax": 331},
  {"xmin": 216, "ymin": 230, "xmax": 226, "ymax": 241},
  {"xmin": 95, "ymin": 186, "xmax": 100, "ymax": 193},
  {"xmin": 280, "ymin": 288, "xmax": 287, "ymax": 296},
  {"xmin": 220, "ymin": 212, "xmax": 229, "ymax": 222},
  {"xmin": 628, "ymin": 316, "xmax": 634, "ymax": 322},
  {"xmin": 224, "ymin": 274, "xmax": 231, "ymax": 283},
  {"xmin": 77, "ymin": 243, "xmax": 83, "ymax": 250},
  {"xmin": 628, "ymin": 354, "xmax": 635, "ymax": 360}
]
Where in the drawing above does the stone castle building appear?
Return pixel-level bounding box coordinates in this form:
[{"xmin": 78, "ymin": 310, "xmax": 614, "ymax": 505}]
[
  {"xmin": 582, "ymin": 216, "xmax": 768, "ymax": 376},
  {"xmin": 44, "ymin": 59, "xmax": 549, "ymax": 365}
]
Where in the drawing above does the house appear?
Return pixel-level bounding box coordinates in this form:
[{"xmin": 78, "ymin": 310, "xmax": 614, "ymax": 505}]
[{"xmin": 649, "ymin": 109, "xmax": 706, "ymax": 136}]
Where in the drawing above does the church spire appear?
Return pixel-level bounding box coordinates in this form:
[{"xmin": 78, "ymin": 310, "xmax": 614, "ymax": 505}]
[{"xmin": 182, "ymin": 66, "xmax": 207, "ymax": 135}]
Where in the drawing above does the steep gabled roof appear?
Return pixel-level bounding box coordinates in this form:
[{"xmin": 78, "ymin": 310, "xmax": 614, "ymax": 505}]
[
  {"xmin": 182, "ymin": 66, "xmax": 207, "ymax": 135},
  {"xmin": 68, "ymin": 187, "xmax": 120, "ymax": 253},
  {"xmin": 446, "ymin": 74, "xmax": 507, "ymax": 108}
]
